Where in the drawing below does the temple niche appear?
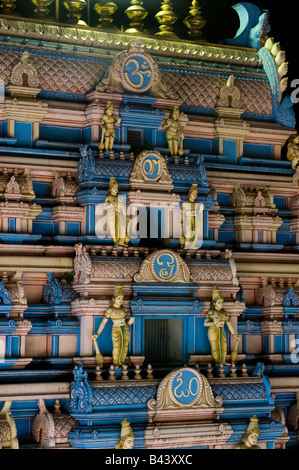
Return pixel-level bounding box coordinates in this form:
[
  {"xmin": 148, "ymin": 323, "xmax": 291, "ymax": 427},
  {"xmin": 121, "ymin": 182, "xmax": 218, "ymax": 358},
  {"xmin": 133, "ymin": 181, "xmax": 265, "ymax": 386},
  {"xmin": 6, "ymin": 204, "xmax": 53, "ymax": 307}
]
[{"xmin": 0, "ymin": 0, "xmax": 299, "ymax": 452}]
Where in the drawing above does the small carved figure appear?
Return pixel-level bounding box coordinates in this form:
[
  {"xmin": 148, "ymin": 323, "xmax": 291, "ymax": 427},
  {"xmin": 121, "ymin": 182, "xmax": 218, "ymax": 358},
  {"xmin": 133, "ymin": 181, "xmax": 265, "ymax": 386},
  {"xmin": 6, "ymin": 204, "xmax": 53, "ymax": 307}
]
[
  {"xmin": 115, "ymin": 418, "xmax": 135, "ymax": 449},
  {"xmin": 92, "ymin": 286, "xmax": 134, "ymax": 368},
  {"xmin": 235, "ymin": 416, "xmax": 261, "ymax": 449},
  {"xmin": 164, "ymin": 106, "xmax": 184, "ymax": 157},
  {"xmin": 287, "ymin": 134, "xmax": 299, "ymax": 170},
  {"xmin": 99, "ymin": 101, "xmax": 121, "ymax": 152},
  {"xmin": 204, "ymin": 287, "xmax": 240, "ymax": 365},
  {"xmin": 105, "ymin": 175, "xmax": 131, "ymax": 246},
  {"xmin": 180, "ymin": 182, "xmax": 203, "ymax": 249}
]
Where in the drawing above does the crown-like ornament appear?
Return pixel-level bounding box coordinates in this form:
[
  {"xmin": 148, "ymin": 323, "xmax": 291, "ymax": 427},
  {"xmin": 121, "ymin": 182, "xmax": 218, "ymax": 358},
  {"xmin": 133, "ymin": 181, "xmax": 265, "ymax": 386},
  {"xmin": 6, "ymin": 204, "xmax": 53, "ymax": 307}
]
[
  {"xmin": 246, "ymin": 415, "xmax": 260, "ymax": 435},
  {"xmin": 212, "ymin": 286, "xmax": 223, "ymax": 301}
]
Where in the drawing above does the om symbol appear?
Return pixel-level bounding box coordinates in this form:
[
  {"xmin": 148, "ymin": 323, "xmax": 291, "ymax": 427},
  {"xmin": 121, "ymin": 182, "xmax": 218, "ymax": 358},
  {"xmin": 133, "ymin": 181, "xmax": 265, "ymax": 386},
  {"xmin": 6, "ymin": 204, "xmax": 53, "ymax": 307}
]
[
  {"xmin": 172, "ymin": 370, "xmax": 201, "ymax": 405},
  {"xmin": 123, "ymin": 55, "xmax": 153, "ymax": 91},
  {"xmin": 142, "ymin": 155, "xmax": 162, "ymax": 180},
  {"xmin": 154, "ymin": 253, "xmax": 177, "ymax": 281}
]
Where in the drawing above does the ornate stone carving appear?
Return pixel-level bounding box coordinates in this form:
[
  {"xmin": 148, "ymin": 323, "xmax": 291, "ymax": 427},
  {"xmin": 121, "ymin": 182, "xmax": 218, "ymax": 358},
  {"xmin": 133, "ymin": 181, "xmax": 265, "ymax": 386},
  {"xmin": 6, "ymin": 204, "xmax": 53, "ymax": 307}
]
[
  {"xmin": 68, "ymin": 366, "xmax": 93, "ymax": 413},
  {"xmin": 147, "ymin": 367, "xmax": 222, "ymax": 412},
  {"xmin": 287, "ymin": 392, "xmax": 299, "ymax": 431},
  {"xmin": 43, "ymin": 272, "xmax": 77, "ymax": 305},
  {"xmin": 0, "ymin": 281, "xmax": 13, "ymax": 305},
  {"xmin": 255, "ymin": 280, "xmax": 284, "ymax": 307},
  {"xmin": 32, "ymin": 399, "xmax": 56, "ymax": 448},
  {"xmin": 73, "ymin": 244, "xmax": 92, "ymax": 285},
  {"xmin": 130, "ymin": 150, "xmax": 172, "ymax": 185},
  {"xmin": 32, "ymin": 399, "xmax": 77, "ymax": 447},
  {"xmin": 217, "ymin": 75, "xmax": 242, "ymax": 108},
  {"xmin": 134, "ymin": 249, "xmax": 191, "ymax": 283},
  {"xmin": 0, "ymin": 401, "xmax": 19, "ymax": 449},
  {"xmin": 9, "ymin": 51, "xmax": 39, "ymax": 88},
  {"xmin": 52, "ymin": 172, "xmax": 79, "ymax": 201},
  {"xmin": 283, "ymin": 287, "xmax": 299, "ymax": 307},
  {"xmin": 97, "ymin": 39, "xmax": 174, "ymax": 99}
]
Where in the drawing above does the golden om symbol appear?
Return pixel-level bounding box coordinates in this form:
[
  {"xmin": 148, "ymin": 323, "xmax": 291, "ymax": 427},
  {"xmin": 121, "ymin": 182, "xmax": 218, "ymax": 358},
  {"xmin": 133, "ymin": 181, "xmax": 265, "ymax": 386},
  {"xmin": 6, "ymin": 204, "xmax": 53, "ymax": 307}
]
[
  {"xmin": 173, "ymin": 371, "xmax": 200, "ymax": 400},
  {"xmin": 142, "ymin": 157, "xmax": 161, "ymax": 178},
  {"xmin": 157, "ymin": 254, "xmax": 175, "ymax": 279},
  {"xmin": 124, "ymin": 58, "xmax": 152, "ymax": 89}
]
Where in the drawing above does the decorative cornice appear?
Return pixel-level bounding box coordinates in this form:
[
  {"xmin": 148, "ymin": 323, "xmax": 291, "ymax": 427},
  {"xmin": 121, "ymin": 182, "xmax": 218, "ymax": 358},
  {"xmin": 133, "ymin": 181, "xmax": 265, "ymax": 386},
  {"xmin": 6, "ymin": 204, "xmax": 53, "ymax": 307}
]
[{"xmin": 0, "ymin": 17, "xmax": 262, "ymax": 68}]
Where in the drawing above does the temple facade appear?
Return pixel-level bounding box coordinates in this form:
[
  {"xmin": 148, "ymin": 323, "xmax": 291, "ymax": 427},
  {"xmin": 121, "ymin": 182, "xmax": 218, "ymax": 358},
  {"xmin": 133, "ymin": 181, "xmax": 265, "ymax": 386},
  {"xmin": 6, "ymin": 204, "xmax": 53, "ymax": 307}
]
[{"xmin": 0, "ymin": 0, "xmax": 299, "ymax": 450}]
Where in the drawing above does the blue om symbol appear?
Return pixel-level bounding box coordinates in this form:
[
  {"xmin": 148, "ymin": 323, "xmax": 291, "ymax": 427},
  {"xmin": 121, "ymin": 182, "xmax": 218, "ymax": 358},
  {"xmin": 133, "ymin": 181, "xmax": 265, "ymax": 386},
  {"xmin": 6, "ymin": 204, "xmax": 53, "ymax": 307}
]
[
  {"xmin": 172, "ymin": 370, "xmax": 201, "ymax": 405},
  {"xmin": 154, "ymin": 253, "xmax": 177, "ymax": 281},
  {"xmin": 142, "ymin": 155, "xmax": 161, "ymax": 180},
  {"xmin": 123, "ymin": 55, "xmax": 153, "ymax": 91}
]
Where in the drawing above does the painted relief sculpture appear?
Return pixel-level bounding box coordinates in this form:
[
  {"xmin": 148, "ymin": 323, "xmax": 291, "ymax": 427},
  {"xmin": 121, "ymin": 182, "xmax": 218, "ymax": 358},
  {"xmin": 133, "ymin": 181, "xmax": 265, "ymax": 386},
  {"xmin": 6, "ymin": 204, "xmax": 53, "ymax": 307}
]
[
  {"xmin": 92, "ymin": 286, "xmax": 134, "ymax": 368},
  {"xmin": 204, "ymin": 287, "xmax": 240, "ymax": 365},
  {"xmin": 164, "ymin": 106, "xmax": 184, "ymax": 157},
  {"xmin": 235, "ymin": 415, "xmax": 261, "ymax": 449},
  {"xmin": 180, "ymin": 182, "xmax": 203, "ymax": 249},
  {"xmin": 99, "ymin": 100, "xmax": 121, "ymax": 152},
  {"xmin": 115, "ymin": 418, "xmax": 135, "ymax": 449},
  {"xmin": 104, "ymin": 175, "xmax": 131, "ymax": 246},
  {"xmin": 287, "ymin": 134, "xmax": 299, "ymax": 170}
]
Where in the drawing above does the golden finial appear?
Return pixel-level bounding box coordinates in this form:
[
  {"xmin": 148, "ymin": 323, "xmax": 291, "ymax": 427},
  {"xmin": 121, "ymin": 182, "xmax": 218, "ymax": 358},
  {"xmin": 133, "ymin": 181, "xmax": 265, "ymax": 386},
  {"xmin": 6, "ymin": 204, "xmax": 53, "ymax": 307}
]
[
  {"xmin": 183, "ymin": 0, "xmax": 206, "ymax": 40},
  {"xmin": 62, "ymin": 0, "xmax": 87, "ymax": 25},
  {"xmin": 155, "ymin": 0, "xmax": 178, "ymax": 39},
  {"xmin": 94, "ymin": 0, "xmax": 118, "ymax": 31},
  {"xmin": 31, "ymin": 0, "xmax": 55, "ymax": 19},
  {"xmin": 0, "ymin": 0, "xmax": 18, "ymax": 15},
  {"xmin": 125, "ymin": 0, "xmax": 149, "ymax": 35}
]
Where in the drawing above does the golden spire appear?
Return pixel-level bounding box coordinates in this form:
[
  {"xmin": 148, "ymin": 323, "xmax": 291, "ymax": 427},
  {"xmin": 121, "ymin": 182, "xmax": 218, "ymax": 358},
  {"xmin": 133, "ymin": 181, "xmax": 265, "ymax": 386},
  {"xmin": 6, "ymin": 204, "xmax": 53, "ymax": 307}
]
[
  {"xmin": 0, "ymin": 0, "xmax": 18, "ymax": 15},
  {"xmin": 62, "ymin": 0, "xmax": 87, "ymax": 25},
  {"xmin": 125, "ymin": 0, "xmax": 149, "ymax": 35},
  {"xmin": 155, "ymin": 0, "xmax": 178, "ymax": 39},
  {"xmin": 94, "ymin": 0, "xmax": 118, "ymax": 31},
  {"xmin": 184, "ymin": 0, "xmax": 206, "ymax": 40},
  {"xmin": 31, "ymin": 0, "xmax": 55, "ymax": 19}
]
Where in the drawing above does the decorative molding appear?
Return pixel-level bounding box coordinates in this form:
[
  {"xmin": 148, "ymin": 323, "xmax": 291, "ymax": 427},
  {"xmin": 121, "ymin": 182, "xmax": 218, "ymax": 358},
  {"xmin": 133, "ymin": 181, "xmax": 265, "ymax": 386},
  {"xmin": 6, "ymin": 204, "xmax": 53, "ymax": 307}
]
[{"xmin": 0, "ymin": 18, "xmax": 262, "ymax": 67}]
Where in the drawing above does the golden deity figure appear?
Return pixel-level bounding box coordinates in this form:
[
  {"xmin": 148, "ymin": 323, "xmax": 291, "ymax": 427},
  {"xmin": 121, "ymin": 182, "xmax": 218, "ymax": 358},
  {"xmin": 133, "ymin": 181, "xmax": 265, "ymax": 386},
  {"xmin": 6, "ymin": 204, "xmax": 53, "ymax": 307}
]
[
  {"xmin": 235, "ymin": 416, "xmax": 261, "ymax": 449},
  {"xmin": 180, "ymin": 182, "xmax": 202, "ymax": 249},
  {"xmin": 164, "ymin": 106, "xmax": 184, "ymax": 157},
  {"xmin": 99, "ymin": 100, "xmax": 121, "ymax": 152},
  {"xmin": 204, "ymin": 287, "xmax": 240, "ymax": 366},
  {"xmin": 115, "ymin": 418, "xmax": 135, "ymax": 449},
  {"xmin": 92, "ymin": 286, "xmax": 134, "ymax": 368},
  {"xmin": 287, "ymin": 134, "xmax": 299, "ymax": 170},
  {"xmin": 105, "ymin": 175, "xmax": 131, "ymax": 246}
]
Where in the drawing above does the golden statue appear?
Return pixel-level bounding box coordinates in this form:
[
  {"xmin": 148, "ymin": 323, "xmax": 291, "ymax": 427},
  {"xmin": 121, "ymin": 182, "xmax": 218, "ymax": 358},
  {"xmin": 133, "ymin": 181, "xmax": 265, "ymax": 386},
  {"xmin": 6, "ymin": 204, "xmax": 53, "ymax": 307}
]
[
  {"xmin": 235, "ymin": 416, "xmax": 261, "ymax": 449},
  {"xmin": 99, "ymin": 101, "xmax": 121, "ymax": 152},
  {"xmin": 104, "ymin": 175, "xmax": 131, "ymax": 246},
  {"xmin": 204, "ymin": 287, "xmax": 240, "ymax": 365},
  {"xmin": 115, "ymin": 418, "xmax": 135, "ymax": 449},
  {"xmin": 92, "ymin": 286, "xmax": 134, "ymax": 368},
  {"xmin": 287, "ymin": 134, "xmax": 299, "ymax": 170},
  {"xmin": 164, "ymin": 106, "xmax": 184, "ymax": 157},
  {"xmin": 180, "ymin": 182, "xmax": 202, "ymax": 249}
]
